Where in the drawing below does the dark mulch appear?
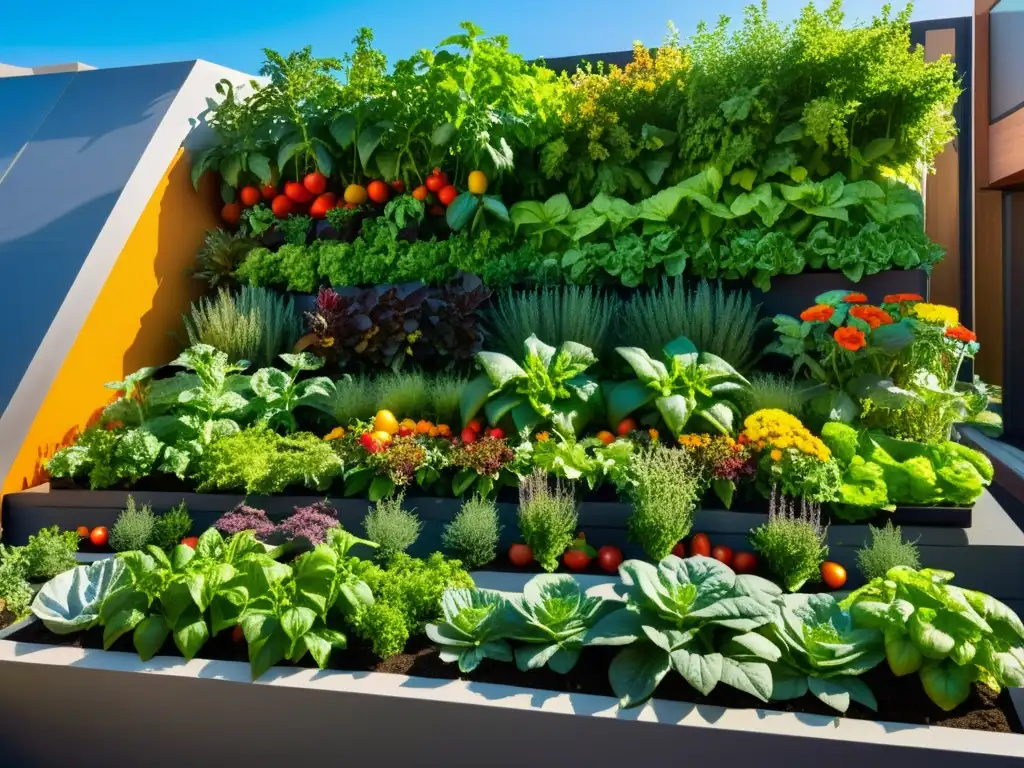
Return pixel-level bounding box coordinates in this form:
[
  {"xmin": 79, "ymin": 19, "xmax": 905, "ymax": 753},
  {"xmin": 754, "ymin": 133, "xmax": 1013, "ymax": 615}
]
[
  {"xmin": 10, "ymin": 622, "xmax": 1020, "ymax": 734},
  {"xmin": 0, "ymin": 609, "xmax": 16, "ymax": 632}
]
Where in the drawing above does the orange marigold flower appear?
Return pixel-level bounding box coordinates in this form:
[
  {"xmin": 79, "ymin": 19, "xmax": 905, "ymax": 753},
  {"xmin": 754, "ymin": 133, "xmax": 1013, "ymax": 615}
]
[
  {"xmin": 945, "ymin": 324, "xmax": 977, "ymax": 344},
  {"xmin": 800, "ymin": 304, "xmax": 835, "ymax": 322},
  {"xmin": 834, "ymin": 326, "xmax": 867, "ymax": 352},
  {"xmin": 843, "ymin": 292, "xmax": 868, "ymax": 303},
  {"xmin": 883, "ymin": 293, "xmax": 923, "ymax": 304},
  {"xmin": 849, "ymin": 305, "xmax": 893, "ymax": 330},
  {"xmin": 536, "ymin": 431, "xmax": 550, "ymax": 443},
  {"xmin": 648, "ymin": 428, "xmax": 660, "ymax": 441},
  {"xmin": 323, "ymin": 426, "xmax": 346, "ymax": 441},
  {"xmin": 770, "ymin": 449, "xmax": 783, "ymax": 462}
]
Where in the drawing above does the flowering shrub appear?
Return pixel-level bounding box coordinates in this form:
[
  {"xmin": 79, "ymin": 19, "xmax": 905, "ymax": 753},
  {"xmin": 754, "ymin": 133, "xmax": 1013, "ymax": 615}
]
[
  {"xmin": 277, "ymin": 501, "xmax": 340, "ymax": 549},
  {"xmin": 741, "ymin": 410, "xmax": 840, "ymax": 503},
  {"xmin": 214, "ymin": 505, "xmax": 277, "ymax": 540},
  {"xmin": 678, "ymin": 433, "xmax": 754, "ymax": 508}
]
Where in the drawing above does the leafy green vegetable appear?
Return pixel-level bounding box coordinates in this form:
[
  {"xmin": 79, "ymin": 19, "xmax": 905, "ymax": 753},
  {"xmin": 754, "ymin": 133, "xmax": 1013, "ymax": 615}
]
[
  {"xmin": 32, "ymin": 558, "xmax": 126, "ymax": 634},
  {"xmin": 427, "ymin": 587, "xmax": 514, "ymax": 672}
]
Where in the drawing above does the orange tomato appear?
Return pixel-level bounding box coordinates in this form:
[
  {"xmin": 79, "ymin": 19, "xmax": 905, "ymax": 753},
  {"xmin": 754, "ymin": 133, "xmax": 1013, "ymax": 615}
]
[
  {"xmin": 821, "ymin": 561, "xmax": 848, "ymax": 589},
  {"xmin": 616, "ymin": 418, "xmax": 638, "ymax": 436},
  {"xmin": 239, "ymin": 186, "xmax": 261, "ymax": 206},
  {"xmin": 416, "ymin": 420, "xmax": 433, "ymax": 434},
  {"xmin": 596, "ymin": 430, "xmax": 615, "ymax": 445},
  {"xmin": 76, "ymin": 525, "xmax": 90, "ymax": 538},
  {"xmin": 438, "ymin": 185, "xmax": 458, "ymax": 206},
  {"xmin": 271, "ymin": 195, "xmax": 293, "ymax": 218},
  {"xmin": 89, "ymin": 527, "xmax": 109, "ymax": 547},
  {"xmin": 221, "ymin": 202, "xmax": 242, "ymax": 225},
  {"xmin": 367, "ymin": 180, "xmax": 390, "ymax": 204},
  {"xmin": 468, "ymin": 170, "xmax": 488, "ymax": 195},
  {"xmin": 411, "ymin": 185, "xmax": 428, "ymax": 201}
]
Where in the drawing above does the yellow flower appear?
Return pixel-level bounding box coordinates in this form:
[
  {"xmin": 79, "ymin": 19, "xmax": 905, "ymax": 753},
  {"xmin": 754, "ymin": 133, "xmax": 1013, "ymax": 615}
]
[
  {"xmin": 770, "ymin": 449, "xmax": 783, "ymax": 462},
  {"xmin": 536, "ymin": 432, "xmax": 550, "ymax": 443},
  {"xmin": 323, "ymin": 426, "xmax": 345, "ymax": 441},
  {"xmin": 911, "ymin": 303, "xmax": 959, "ymax": 326},
  {"xmin": 321, "ymin": 336, "xmax": 335, "ymax": 348}
]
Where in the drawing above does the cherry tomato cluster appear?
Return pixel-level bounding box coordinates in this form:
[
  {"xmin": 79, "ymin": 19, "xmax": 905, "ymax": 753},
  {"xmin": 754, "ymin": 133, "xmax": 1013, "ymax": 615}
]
[
  {"xmin": 411, "ymin": 168, "xmax": 460, "ymax": 217},
  {"xmin": 672, "ymin": 533, "xmax": 759, "ymax": 574},
  {"xmin": 508, "ymin": 534, "xmax": 624, "ymax": 574},
  {"xmin": 77, "ymin": 525, "xmax": 109, "ymax": 547}
]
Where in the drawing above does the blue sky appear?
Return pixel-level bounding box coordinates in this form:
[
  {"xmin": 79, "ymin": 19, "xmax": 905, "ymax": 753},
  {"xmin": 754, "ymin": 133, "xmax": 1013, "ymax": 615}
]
[{"xmin": 0, "ymin": 0, "xmax": 971, "ymax": 74}]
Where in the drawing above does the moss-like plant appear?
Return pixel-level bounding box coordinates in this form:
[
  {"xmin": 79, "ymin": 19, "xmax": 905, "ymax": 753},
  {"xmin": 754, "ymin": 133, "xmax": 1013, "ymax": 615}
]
[
  {"xmin": 750, "ymin": 488, "xmax": 828, "ymax": 592},
  {"xmin": 24, "ymin": 526, "xmax": 80, "ymax": 581},
  {"xmin": 856, "ymin": 520, "xmax": 920, "ymax": 581},
  {"xmin": 517, "ymin": 469, "xmax": 577, "ymax": 572},
  {"xmin": 443, "ymin": 495, "xmax": 502, "ymax": 569},
  {"xmin": 109, "ymin": 496, "xmax": 157, "ymax": 553},
  {"xmin": 626, "ymin": 445, "xmax": 700, "ymax": 561},
  {"xmin": 363, "ymin": 493, "xmax": 422, "ymax": 562},
  {"xmin": 375, "ymin": 372, "xmax": 430, "ymax": 420},
  {"xmin": 0, "ymin": 545, "xmax": 33, "ymax": 617},
  {"xmin": 150, "ymin": 502, "xmax": 193, "ymax": 550},
  {"xmin": 429, "ymin": 374, "xmax": 468, "ymax": 426}
]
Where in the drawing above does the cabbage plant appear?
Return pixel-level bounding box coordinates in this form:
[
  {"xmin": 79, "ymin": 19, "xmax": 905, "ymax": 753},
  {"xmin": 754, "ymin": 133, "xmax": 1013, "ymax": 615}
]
[
  {"xmin": 427, "ymin": 588, "xmax": 514, "ymax": 673},
  {"xmin": 507, "ymin": 574, "xmax": 622, "ymax": 673},
  {"xmin": 764, "ymin": 593, "xmax": 883, "ymax": 713},
  {"xmin": 586, "ymin": 555, "xmax": 782, "ymax": 708},
  {"xmin": 32, "ymin": 557, "xmax": 126, "ymax": 634},
  {"xmin": 841, "ymin": 567, "xmax": 1024, "ymax": 711},
  {"xmin": 608, "ymin": 336, "xmax": 750, "ymax": 436}
]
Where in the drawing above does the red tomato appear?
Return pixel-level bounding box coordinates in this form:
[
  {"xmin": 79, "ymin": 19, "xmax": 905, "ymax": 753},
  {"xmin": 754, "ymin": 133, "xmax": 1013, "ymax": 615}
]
[
  {"xmin": 309, "ymin": 193, "xmax": 336, "ymax": 219},
  {"xmin": 261, "ymin": 183, "xmax": 277, "ymax": 200},
  {"xmin": 231, "ymin": 625, "xmax": 245, "ymax": 643},
  {"xmin": 303, "ymin": 171, "xmax": 327, "ymax": 196},
  {"xmin": 367, "ymin": 180, "xmax": 390, "ymax": 204},
  {"xmin": 438, "ymin": 185, "xmax": 458, "ymax": 206},
  {"xmin": 460, "ymin": 427, "xmax": 478, "ymax": 444},
  {"xmin": 467, "ymin": 419, "xmax": 483, "ymax": 434},
  {"xmin": 597, "ymin": 545, "xmax": 623, "ymax": 574},
  {"xmin": 616, "ymin": 418, "xmax": 638, "ymax": 436},
  {"xmin": 487, "ymin": 427, "xmax": 505, "ymax": 440},
  {"xmin": 181, "ymin": 536, "xmax": 199, "ymax": 549},
  {"xmin": 390, "ymin": 180, "xmax": 406, "ymax": 194},
  {"xmin": 239, "ymin": 186, "xmax": 261, "ymax": 206},
  {"xmin": 429, "ymin": 204, "xmax": 446, "ymax": 216},
  {"xmin": 821, "ymin": 561, "xmax": 848, "ymax": 589},
  {"xmin": 672, "ymin": 541, "xmax": 685, "ymax": 557},
  {"xmin": 271, "ymin": 194, "xmax": 293, "ymax": 218},
  {"xmin": 509, "ymin": 543, "xmax": 533, "ymax": 568},
  {"xmin": 711, "ymin": 545, "xmax": 733, "ymax": 566},
  {"xmin": 221, "ymin": 202, "xmax": 242, "ymax": 225},
  {"xmin": 76, "ymin": 525, "xmax": 90, "ymax": 538},
  {"xmin": 564, "ymin": 549, "xmax": 591, "ymax": 572},
  {"xmin": 398, "ymin": 425, "xmax": 414, "ymax": 437},
  {"xmin": 690, "ymin": 533, "xmax": 711, "ymax": 558},
  {"xmin": 359, "ymin": 432, "xmax": 382, "ymax": 453},
  {"xmin": 732, "ymin": 551, "xmax": 758, "ymax": 574},
  {"xmin": 412, "ymin": 185, "xmax": 429, "ymax": 201},
  {"xmin": 425, "ymin": 169, "xmax": 448, "ymax": 193},
  {"xmin": 284, "ymin": 181, "xmax": 313, "ymax": 204},
  {"xmin": 89, "ymin": 526, "xmax": 109, "ymax": 547}
]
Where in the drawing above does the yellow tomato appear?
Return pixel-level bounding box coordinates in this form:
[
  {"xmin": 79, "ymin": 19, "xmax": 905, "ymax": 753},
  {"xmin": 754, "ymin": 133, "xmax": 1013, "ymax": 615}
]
[
  {"xmin": 400, "ymin": 418, "xmax": 417, "ymax": 432},
  {"xmin": 467, "ymin": 170, "xmax": 488, "ymax": 195},
  {"xmin": 372, "ymin": 430, "xmax": 393, "ymax": 446},
  {"xmin": 374, "ymin": 410, "xmax": 400, "ymax": 435},
  {"xmin": 344, "ymin": 184, "xmax": 368, "ymax": 205}
]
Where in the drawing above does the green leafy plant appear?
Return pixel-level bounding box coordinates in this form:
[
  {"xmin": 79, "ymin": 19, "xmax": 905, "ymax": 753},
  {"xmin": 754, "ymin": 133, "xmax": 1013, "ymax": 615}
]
[
  {"xmin": 375, "ymin": 371, "xmax": 430, "ymax": 419},
  {"xmin": 462, "ymin": 335, "xmax": 602, "ymax": 435},
  {"xmin": 587, "ymin": 555, "xmax": 782, "ymax": 708},
  {"xmin": 31, "ymin": 557, "xmax": 126, "ymax": 634},
  {"xmin": 277, "ymin": 214, "xmax": 312, "ymax": 246},
  {"xmin": 621, "ymin": 279, "xmax": 762, "ymax": 372},
  {"xmin": 0, "ymin": 546, "xmax": 34, "ymax": 619},
  {"xmin": 151, "ymin": 503, "xmax": 194, "ymax": 551},
  {"xmin": 750, "ymin": 490, "xmax": 829, "ymax": 592},
  {"xmin": 193, "ymin": 228, "xmax": 257, "ymax": 288},
  {"xmin": 841, "ymin": 567, "xmax": 1024, "ymax": 711},
  {"xmin": 363, "ymin": 493, "xmax": 422, "ymax": 562},
  {"xmin": 507, "ymin": 573, "xmax": 622, "ymax": 673},
  {"xmin": 442, "ymin": 496, "xmax": 501, "ymax": 569},
  {"xmin": 764, "ymin": 593, "xmax": 884, "ymax": 713},
  {"xmin": 183, "ymin": 286, "xmax": 301, "ymax": 369},
  {"xmin": 856, "ymin": 520, "xmax": 920, "ymax": 581},
  {"xmin": 319, "ymin": 375, "xmax": 378, "ymax": 426},
  {"xmin": 517, "ymin": 469, "xmax": 577, "ymax": 573},
  {"xmin": 427, "ymin": 587, "xmax": 514, "ymax": 672},
  {"xmin": 24, "ymin": 526, "xmax": 79, "ymax": 581},
  {"xmin": 744, "ymin": 373, "xmax": 805, "ymax": 416},
  {"xmin": 109, "ymin": 497, "xmax": 157, "ymax": 553},
  {"xmin": 429, "ymin": 374, "xmax": 468, "ymax": 426},
  {"xmin": 626, "ymin": 445, "xmax": 700, "ymax": 561},
  {"xmin": 610, "ymin": 336, "xmax": 750, "ymax": 436},
  {"xmin": 243, "ymin": 204, "xmax": 277, "ymax": 236},
  {"xmin": 249, "ymin": 352, "xmax": 334, "ymax": 432}
]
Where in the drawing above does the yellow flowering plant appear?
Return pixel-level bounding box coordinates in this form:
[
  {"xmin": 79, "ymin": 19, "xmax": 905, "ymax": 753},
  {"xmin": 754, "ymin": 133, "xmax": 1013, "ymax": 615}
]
[{"xmin": 740, "ymin": 410, "xmax": 841, "ymax": 503}]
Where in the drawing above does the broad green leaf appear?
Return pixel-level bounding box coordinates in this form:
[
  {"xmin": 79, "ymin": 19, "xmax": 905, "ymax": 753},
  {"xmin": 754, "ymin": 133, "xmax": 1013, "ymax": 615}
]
[
  {"xmin": 103, "ymin": 608, "xmax": 146, "ymax": 650},
  {"xmin": 133, "ymin": 615, "xmax": 170, "ymax": 661},
  {"xmin": 476, "ymin": 352, "xmax": 526, "ymax": 389},
  {"xmin": 459, "ymin": 374, "xmax": 493, "ymax": 425},
  {"xmin": 329, "ymin": 114, "xmax": 356, "ymax": 148},
  {"xmin": 615, "ymin": 347, "xmax": 668, "ymax": 385},
  {"xmin": 281, "ymin": 606, "xmax": 317, "ymax": 644},
  {"xmin": 920, "ymin": 659, "xmax": 974, "ymax": 711},
  {"xmin": 719, "ymin": 658, "xmax": 773, "ymax": 702},
  {"xmin": 173, "ymin": 608, "xmax": 209, "ymax": 660},
  {"xmin": 606, "ymin": 379, "xmax": 656, "ymax": 428},
  {"xmin": 670, "ymin": 648, "xmax": 723, "ymax": 695},
  {"xmin": 431, "ymin": 122, "xmax": 456, "ymax": 146},
  {"xmin": 446, "ymin": 193, "xmax": 480, "ymax": 231},
  {"xmin": 357, "ymin": 120, "xmax": 393, "ymax": 170},
  {"xmin": 609, "ymin": 644, "xmax": 672, "ymax": 709},
  {"xmin": 368, "ymin": 475, "xmax": 396, "ymax": 502},
  {"xmin": 656, "ymin": 394, "xmax": 692, "ymax": 436},
  {"xmin": 480, "ymin": 195, "xmax": 510, "ymax": 222}
]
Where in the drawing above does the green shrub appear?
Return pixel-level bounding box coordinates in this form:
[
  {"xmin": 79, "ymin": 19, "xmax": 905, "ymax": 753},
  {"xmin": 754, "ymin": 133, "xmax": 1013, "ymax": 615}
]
[
  {"xmin": 518, "ymin": 469, "xmax": 577, "ymax": 572},
  {"xmin": 0, "ymin": 545, "xmax": 33, "ymax": 618},
  {"xmin": 750, "ymin": 490, "xmax": 829, "ymax": 592},
  {"xmin": 109, "ymin": 496, "xmax": 157, "ymax": 552},
  {"xmin": 375, "ymin": 372, "xmax": 430, "ymax": 420},
  {"xmin": 744, "ymin": 373, "xmax": 804, "ymax": 417},
  {"xmin": 363, "ymin": 493, "xmax": 422, "ymax": 562},
  {"xmin": 183, "ymin": 285, "xmax": 301, "ymax": 368},
  {"xmin": 486, "ymin": 286, "xmax": 618, "ymax": 361},
  {"xmin": 324, "ymin": 375, "xmax": 377, "ymax": 426},
  {"xmin": 626, "ymin": 445, "xmax": 700, "ymax": 561},
  {"xmin": 193, "ymin": 228, "xmax": 256, "ymax": 288},
  {"xmin": 23, "ymin": 526, "xmax": 79, "ymax": 581},
  {"xmin": 150, "ymin": 502, "xmax": 193, "ymax": 550},
  {"xmin": 350, "ymin": 552, "xmax": 472, "ymax": 658},
  {"xmin": 442, "ymin": 496, "xmax": 502, "ymax": 569},
  {"xmin": 429, "ymin": 374, "xmax": 468, "ymax": 426},
  {"xmin": 856, "ymin": 520, "xmax": 921, "ymax": 581},
  {"xmin": 620, "ymin": 278, "xmax": 762, "ymax": 371}
]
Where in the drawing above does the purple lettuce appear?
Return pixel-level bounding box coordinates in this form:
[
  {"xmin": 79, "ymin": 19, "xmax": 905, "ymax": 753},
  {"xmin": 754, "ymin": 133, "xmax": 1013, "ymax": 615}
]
[
  {"xmin": 214, "ymin": 505, "xmax": 276, "ymax": 540},
  {"xmin": 276, "ymin": 501, "xmax": 340, "ymax": 549}
]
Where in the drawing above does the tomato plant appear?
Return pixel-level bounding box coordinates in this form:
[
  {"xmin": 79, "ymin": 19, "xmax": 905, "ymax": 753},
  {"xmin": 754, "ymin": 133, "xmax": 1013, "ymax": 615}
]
[{"xmin": 509, "ymin": 543, "xmax": 533, "ymax": 567}]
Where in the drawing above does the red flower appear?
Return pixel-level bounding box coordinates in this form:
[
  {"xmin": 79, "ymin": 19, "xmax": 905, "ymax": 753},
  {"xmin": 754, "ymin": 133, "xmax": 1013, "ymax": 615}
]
[
  {"xmin": 883, "ymin": 293, "xmax": 923, "ymax": 304},
  {"xmin": 800, "ymin": 304, "xmax": 835, "ymax": 322},
  {"xmin": 843, "ymin": 292, "xmax": 868, "ymax": 304},
  {"xmin": 849, "ymin": 305, "xmax": 894, "ymax": 330},
  {"xmin": 834, "ymin": 326, "xmax": 867, "ymax": 352},
  {"xmin": 945, "ymin": 324, "xmax": 977, "ymax": 344}
]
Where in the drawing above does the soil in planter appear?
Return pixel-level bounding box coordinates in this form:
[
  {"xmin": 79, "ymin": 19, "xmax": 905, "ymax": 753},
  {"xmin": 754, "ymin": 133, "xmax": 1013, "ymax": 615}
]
[
  {"xmin": 0, "ymin": 609, "xmax": 17, "ymax": 632},
  {"xmin": 11, "ymin": 623, "xmax": 1021, "ymax": 734}
]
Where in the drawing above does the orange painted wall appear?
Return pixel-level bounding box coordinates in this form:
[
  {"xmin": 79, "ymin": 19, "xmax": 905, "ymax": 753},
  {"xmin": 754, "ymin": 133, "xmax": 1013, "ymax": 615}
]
[{"xmin": 1, "ymin": 148, "xmax": 217, "ymax": 497}]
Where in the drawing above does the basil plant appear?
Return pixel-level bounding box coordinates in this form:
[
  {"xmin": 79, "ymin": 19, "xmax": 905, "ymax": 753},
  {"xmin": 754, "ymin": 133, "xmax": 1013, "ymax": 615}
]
[
  {"xmin": 841, "ymin": 566, "xmax": 1024, "ymax": 711},
  {"xmin": 608, "ymin": 336, "xmax": 750, "ymax": 436},
  {"xmin": 586, "ymin": 555, "xmax": 783, "ymax": 708},
  {"xmin": 460, "ymin": 334, "xmax": 602, "ymax": 435}
]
